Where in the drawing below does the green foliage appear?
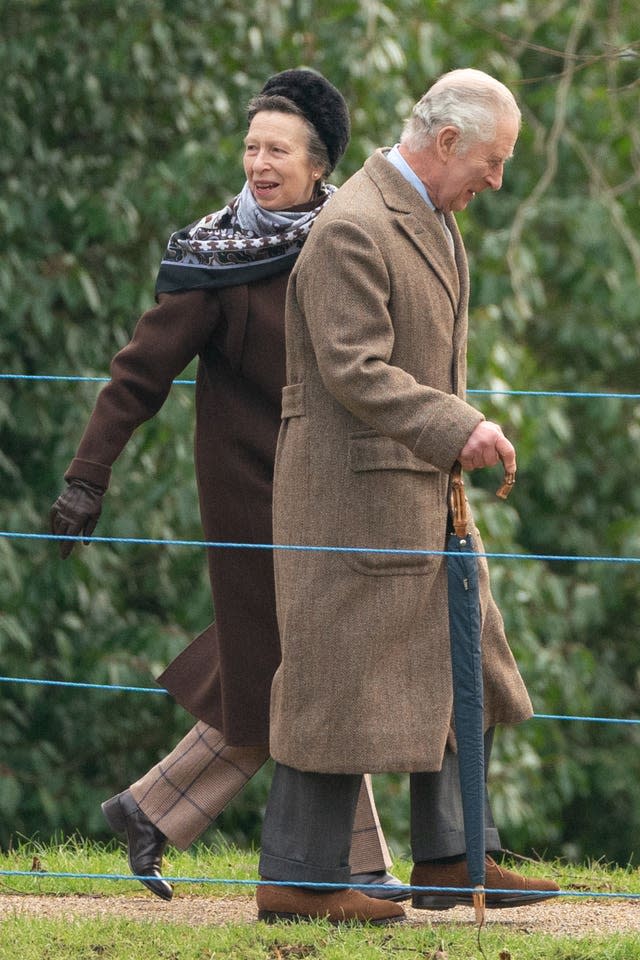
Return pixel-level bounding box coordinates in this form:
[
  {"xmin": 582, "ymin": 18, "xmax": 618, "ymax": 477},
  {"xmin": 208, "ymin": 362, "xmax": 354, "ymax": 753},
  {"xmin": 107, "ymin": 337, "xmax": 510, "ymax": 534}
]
[{"xmin": 1, "ymin": 0, "xmax": 639, "ymax": 867}]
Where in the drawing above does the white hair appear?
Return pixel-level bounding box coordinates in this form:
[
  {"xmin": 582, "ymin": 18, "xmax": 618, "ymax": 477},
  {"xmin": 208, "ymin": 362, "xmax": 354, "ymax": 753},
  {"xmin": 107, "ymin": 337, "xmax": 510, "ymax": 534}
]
[{"xmin": 401, "ymin": 68, "xmax": 521, "ymax": 155}]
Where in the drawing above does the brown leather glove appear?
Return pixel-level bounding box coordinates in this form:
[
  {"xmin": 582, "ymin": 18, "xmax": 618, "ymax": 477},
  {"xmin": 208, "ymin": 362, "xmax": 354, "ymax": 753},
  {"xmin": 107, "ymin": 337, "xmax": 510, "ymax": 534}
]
[{"xmin": 50, "ymin": 479, "xmax": 105, "ymax": 559}]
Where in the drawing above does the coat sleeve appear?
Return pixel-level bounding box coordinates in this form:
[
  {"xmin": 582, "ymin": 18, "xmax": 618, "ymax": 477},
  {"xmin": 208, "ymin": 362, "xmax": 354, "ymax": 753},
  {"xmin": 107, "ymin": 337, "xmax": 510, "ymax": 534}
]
[
  {"xmin": 290, "ymin": 217, "xmax": 483, "ymax": 473},
  {"xmin": 65, "ymin": 289, "xmax": 220, "ymax": 489}
]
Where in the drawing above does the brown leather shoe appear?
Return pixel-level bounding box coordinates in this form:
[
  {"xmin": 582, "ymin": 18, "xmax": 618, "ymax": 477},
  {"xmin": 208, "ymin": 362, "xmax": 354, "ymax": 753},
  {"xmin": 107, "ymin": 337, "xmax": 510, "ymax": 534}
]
[
  {"xmin": 257, "ymin": 884, "xmax": 405, "ymax": 925},
  {"xmin": 411, "ymin": 856, "xmax": 560, "ymax": 910}
]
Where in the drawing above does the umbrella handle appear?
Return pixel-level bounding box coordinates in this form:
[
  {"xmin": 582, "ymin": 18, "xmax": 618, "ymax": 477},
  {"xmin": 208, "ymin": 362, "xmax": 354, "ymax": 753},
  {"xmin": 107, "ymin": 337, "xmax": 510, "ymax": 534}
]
[
  {"xmin": 449, "ymin": 462, "xmax": 470, "ymax": 538},
  {"xmin": 450, "ymin": 460, "xmax": 515, "ymax": 534},
  {"xmin": 495, "ymin": 472, "xmax": 516, "ymax": 500},
  {"xmin": 495, "ymin": 450, "xmax": 516, "ymax": 499}
]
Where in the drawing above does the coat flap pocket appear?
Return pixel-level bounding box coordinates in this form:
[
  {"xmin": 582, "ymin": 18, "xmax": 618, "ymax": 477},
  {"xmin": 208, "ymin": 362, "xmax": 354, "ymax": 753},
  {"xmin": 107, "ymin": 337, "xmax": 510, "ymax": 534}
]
[{"xmin": 348, "ymin": 433, "xmax": 439, "ymax": 473}]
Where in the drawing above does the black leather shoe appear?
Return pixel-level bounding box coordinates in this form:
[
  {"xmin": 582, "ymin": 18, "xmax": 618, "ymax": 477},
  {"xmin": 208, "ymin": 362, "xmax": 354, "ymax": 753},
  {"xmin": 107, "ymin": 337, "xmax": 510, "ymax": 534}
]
[
  {"xmin": 350, "ymin": 871, "xmax": 411, "ymax": 902},
  {"xmin": 101, "ymin": 789, "xmax": 173, "ymax": 901}
]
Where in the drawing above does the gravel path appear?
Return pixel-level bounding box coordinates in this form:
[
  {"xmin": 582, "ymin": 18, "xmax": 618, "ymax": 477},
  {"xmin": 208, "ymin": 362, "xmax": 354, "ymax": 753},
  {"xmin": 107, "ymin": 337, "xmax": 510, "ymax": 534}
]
[{"xmin": 1, "ymin": 893, "xmax": 639, "ymax": 936}]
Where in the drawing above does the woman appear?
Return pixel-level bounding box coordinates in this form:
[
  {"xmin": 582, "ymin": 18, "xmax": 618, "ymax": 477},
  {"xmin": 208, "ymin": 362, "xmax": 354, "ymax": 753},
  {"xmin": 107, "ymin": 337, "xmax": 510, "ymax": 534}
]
[{"xmin": 50, "ymin": 69, "xmax": 405, "ymax": 910}]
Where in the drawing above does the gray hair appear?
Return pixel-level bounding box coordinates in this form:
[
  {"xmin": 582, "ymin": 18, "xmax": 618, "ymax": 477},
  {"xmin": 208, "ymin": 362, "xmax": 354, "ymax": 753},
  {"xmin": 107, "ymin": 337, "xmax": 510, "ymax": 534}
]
[{"xmin": 400, "ymin": 69, "xmax": 521, "ymax": 155}]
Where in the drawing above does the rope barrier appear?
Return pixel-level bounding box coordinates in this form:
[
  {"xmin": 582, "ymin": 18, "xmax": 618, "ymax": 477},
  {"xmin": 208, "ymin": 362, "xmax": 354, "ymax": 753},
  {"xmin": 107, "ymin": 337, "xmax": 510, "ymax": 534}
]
[
  {"xmin": 0, "ymin": 373, "xmax": 196, "ymax": 385},
  {"xmin": 3, "ymin": 372, "xmax": 640, "ymax": 399},
  {"xmin": 0, "ymin": 677, "xmax": 167, "ymax": 694},
  {"xmin": 0, "ymin": 870, "xmax": 638, "ymax": 900},
  {"xmin": 3, "ymin": 530, "xmax": 640, "ymax": 565},
  {"xmin": 3, "ymin": 372, "xmax": 638, "ymax": 905},
  {"xmin": 0, "ymin": 676, "xmax": 638, "ymax": 727}
]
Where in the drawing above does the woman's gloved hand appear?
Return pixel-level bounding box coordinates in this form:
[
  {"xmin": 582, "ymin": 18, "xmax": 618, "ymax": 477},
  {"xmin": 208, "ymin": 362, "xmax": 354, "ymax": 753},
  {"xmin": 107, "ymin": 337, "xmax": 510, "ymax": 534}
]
[{"xmin": 50, "ymin": 479, "xmax": 105, "ymax": 559}]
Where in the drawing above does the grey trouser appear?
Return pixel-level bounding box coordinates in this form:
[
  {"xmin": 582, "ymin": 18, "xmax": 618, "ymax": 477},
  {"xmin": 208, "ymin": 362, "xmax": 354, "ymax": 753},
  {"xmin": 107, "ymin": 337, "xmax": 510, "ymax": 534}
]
[
  {"xmin": 259, "ymin": 731, "xmax": 500, "ymax": 884},
  {"xmin": 129, "ymin": 720, "xmax": 391, "ymax": 873}
]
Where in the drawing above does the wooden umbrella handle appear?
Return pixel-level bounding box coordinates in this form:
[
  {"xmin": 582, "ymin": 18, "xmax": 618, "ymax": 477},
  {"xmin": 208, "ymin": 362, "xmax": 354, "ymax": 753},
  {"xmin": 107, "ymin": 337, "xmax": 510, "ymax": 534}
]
[
  {"xmin": 449, "ymin": 462, "xmax": 470, "ymax": 538},
  {"xmin": 496, "ymin": 470, "xmax": 516, "ymax": 500},
  {"xmin": 450, "ymin": 460, "xmax": 515, "ymax": 536}
]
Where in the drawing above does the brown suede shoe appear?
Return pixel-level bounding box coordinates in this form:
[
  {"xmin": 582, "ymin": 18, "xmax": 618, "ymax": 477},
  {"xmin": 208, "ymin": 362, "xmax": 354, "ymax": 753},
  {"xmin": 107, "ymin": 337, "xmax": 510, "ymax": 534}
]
[
  {"xmin": 257, "ymin": 884, "xmax": 405, "ymax": 925},
  {"xmin": 411, "ymin": 856, "xmax": 560, "ymax": 910}
]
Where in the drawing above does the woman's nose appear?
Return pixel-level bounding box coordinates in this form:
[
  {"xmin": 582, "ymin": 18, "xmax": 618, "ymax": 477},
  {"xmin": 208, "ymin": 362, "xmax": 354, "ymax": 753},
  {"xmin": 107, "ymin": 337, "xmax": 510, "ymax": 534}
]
[{"xmin": 253, "ymin": 148, "xmax": 270, "ymax": 169}]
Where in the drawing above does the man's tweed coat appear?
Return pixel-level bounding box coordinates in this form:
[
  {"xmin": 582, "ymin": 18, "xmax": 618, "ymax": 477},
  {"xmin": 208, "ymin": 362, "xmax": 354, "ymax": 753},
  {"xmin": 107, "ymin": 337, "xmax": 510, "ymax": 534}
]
[{"xmin": 270, "ymin": 150, "xmax": 532, "ymax": 773}]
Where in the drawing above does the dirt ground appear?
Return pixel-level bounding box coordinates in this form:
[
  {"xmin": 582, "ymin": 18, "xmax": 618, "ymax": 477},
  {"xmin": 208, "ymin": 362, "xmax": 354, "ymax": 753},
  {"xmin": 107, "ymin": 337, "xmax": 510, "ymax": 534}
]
[{"xmin": 1, "ymin": 892, "xmax": 639, "ymax": 936}]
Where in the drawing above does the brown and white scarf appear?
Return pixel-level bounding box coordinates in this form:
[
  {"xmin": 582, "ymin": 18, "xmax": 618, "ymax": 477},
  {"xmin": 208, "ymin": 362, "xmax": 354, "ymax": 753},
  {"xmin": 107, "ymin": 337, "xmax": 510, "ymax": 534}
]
[{"xmin": 155, "ymin": 181, "xmax": 336, "ymax": 294}]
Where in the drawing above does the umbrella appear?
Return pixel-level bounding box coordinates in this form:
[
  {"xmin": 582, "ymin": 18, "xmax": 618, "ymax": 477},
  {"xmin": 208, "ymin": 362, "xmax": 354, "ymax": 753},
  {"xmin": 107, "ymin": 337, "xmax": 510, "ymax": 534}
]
[{"xmin": 447, "ymin": 461, "xmax": 515, "ymax": 925}]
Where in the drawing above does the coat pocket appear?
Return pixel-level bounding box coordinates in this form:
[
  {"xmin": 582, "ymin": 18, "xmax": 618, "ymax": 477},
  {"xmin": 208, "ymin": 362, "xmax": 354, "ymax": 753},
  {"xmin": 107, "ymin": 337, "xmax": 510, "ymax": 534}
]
[
  {"xmin": 341, "ymin": 433, "xmax": 448, "ymax": 577},
  {"xmin": 349, "ymin": 433, "xmax": 440, "ymax": 475}
]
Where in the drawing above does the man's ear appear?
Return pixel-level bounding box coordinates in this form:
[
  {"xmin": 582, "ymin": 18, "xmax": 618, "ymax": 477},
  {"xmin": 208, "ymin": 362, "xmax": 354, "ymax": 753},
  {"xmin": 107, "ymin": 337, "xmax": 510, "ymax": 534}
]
[{"xmin": 436, "ymin": 125, "xmax": 461, "ymax": 161}]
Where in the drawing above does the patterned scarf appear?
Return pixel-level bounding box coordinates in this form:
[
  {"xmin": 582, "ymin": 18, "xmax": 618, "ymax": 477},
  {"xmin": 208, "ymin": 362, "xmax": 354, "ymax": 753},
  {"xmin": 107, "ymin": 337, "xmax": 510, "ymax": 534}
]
[{"xmin": 155, "ymin": 181, "xmax": 336, "ymax": 294}]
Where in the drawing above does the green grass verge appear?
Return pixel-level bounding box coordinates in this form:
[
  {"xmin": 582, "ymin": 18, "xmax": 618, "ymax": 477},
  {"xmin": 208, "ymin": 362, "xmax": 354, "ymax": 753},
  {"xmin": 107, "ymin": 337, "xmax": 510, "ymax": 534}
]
[
  {"xmin": 1, "ymin": 838, "xmax": 639, "ymax": 959},
  {"xmin": 1, "ymin": 918, "xmax": 640, "ymax": 960}
]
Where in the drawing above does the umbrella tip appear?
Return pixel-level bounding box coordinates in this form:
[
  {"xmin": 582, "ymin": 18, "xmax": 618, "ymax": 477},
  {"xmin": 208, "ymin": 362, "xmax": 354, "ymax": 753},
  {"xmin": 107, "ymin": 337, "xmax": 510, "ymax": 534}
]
[{"xmin": 472, "ymin": 886, "xmax": 486, "ymax": 926}]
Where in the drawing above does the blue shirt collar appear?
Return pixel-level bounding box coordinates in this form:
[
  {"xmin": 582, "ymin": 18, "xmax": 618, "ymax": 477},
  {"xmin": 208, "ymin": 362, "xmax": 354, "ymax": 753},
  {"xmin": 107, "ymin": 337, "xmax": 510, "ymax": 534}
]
[{"xmin": 385, "ymin": 145, "xmax": 435, "ymax": 209}]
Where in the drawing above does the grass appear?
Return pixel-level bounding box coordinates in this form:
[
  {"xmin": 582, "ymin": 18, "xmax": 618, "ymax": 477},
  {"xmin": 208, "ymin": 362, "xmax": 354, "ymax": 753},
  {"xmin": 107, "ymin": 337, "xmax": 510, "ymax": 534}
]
[
  {"xmin": 1, "ymin": 837, "xmax": 639, "ymax": 959},
  {"xmin": 5, "ymin": 919, "xmax": 640, "ymax": 960}
]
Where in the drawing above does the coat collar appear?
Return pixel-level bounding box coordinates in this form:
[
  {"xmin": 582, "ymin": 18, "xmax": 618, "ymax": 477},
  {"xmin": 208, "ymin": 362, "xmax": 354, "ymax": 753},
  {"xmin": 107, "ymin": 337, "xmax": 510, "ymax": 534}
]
[{"xmin": 363, "ymin": 149, "xmax": 467, "ymax": 310}]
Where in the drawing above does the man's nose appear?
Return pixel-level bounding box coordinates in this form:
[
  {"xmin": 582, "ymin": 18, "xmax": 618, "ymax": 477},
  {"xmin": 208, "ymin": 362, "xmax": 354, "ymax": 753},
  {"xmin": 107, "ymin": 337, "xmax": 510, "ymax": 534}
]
[{"xmin": 486, "ymin": 166, "xmax": 504, "ymax": 191}]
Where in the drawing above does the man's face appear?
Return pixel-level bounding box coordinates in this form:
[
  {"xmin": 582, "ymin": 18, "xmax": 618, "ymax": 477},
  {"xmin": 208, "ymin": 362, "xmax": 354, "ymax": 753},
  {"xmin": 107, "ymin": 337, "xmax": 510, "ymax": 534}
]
[{"xmin": 436, "ymin": 115, "xmax": 519, "ymax": 212}]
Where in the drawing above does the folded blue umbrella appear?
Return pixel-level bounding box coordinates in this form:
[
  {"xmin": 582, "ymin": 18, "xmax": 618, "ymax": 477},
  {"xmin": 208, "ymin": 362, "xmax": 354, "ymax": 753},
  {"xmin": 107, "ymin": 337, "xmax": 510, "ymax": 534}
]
[{"xmin": 447, "ymin": 462, "xmax": 515, "ymax": 925}]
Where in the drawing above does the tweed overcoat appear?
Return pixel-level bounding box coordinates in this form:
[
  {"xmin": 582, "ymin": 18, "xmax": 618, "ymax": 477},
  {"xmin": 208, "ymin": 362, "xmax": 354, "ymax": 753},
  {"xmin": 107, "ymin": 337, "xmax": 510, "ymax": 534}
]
[
  {"xmin": 65, "ymin": 274, "xmax": 291, "ymax": 746},
  {"xmin": 270, "ymin": 150, "xmax": 532, "ymax": 773}
]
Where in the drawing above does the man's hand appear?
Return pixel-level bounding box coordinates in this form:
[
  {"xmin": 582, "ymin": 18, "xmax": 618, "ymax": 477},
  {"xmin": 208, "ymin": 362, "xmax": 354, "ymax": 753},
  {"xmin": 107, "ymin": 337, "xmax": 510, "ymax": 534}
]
[
  {"xmin": 50, "ymin": 479, "xmax": 105, "ymax": 559},
  {"xmin": 458, "ymin": 420, "xmax": 516, "ymax": 476}
]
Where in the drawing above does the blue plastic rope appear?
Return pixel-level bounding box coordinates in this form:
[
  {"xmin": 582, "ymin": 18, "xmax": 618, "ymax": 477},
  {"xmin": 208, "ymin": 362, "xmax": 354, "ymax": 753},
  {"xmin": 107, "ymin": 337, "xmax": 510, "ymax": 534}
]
[
  {"xmin": 0, "ymin": 373, "xmax": 196, "ymax": 385},
  {"xmin": 0, "ymin": 373, "xmax": 640, "ymax": 400},
  {"xmin": 533, "ymin": 713, "xmax": 640, "ymax": 725},
  {"xmin": 3, "ymin": 371, "xmax": 639, "ymax": 904},
  {"xmin": 0, "ymin": 676, "xmax": 167, "ymax": 694},
  {"xmin": 1, "ymin": 677, "xmax": 637, "ymax": 727},
  {"xmin": 3, "ymin": 530, "xmax": 640, "ymax": 565},
  {"xmin": 2, "ymin": 373, "xmax": 640, "ymax": 399},
  {"xmin": 0, "ymin": 869, "xmax": 638, "ymax": 900},
  {"xmin": 467, "ymin": 389, "xmax": 640, "ymax": 400}
]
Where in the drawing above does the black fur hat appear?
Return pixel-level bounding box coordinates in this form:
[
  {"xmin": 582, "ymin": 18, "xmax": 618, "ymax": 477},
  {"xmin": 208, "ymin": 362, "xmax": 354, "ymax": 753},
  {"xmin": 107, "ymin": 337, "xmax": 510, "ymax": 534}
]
[{"xmin": 258, "ymin": 68, "xmax": 350, "ymax": 173}]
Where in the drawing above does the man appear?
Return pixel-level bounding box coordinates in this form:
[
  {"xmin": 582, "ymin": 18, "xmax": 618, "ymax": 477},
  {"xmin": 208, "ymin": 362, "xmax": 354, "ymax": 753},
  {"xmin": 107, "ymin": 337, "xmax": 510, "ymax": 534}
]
[{"xmin": 256, "ymin": 69, "xmax": 560, "ymax": 925}]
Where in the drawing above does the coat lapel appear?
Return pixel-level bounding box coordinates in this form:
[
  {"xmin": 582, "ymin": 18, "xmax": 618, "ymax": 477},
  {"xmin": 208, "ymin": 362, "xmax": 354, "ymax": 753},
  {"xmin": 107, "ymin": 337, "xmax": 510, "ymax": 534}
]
[{"xmin": 364, "ymin": 151, "xmax": 462, "ymax": 312}]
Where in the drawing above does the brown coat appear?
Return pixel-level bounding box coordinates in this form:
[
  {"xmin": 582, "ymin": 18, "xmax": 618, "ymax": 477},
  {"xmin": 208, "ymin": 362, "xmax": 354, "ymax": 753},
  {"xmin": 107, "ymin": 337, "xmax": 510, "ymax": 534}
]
[
  {"xmin": 66, "ymin": 274, "xmax": 290, "ymax": 746},
  {"xmin": 270, "ymin": 151, "xmax": 532, "ymax": 773}
]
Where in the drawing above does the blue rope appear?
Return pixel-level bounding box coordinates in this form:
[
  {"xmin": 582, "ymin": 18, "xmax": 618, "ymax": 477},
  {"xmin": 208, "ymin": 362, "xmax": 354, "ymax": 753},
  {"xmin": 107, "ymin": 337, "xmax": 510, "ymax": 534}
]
[
  {"xmin": 3, "ymin": 530, "xmax": 640, "ymax": 565},
  {"xmin": 3, "ymin": 371, "xmax": 638, "ymax": 902},
  {"xmin": 2, "ymin": 373, "xmax": 640, "ymax": 399},
  {"xmin": 1, "ymin": 677, "xmax": 637, "ymax": 726},
  {"xmin": 0, "ymin": 869, "xmax": 638, "ymax": 899},
  {"xmin": 533, "ymin": 713, "xmax": 640, "ymax": 725},
  {"xmin": 467, "ymin": 388, "xmax": 640, "ymax": 400},
  {"xmin": 0, "ymin": 373, "xmax": 196, "ymax": 385},
  {"xmin": 0, "ymin": 676, "xmax": 167, "ymax": 694}
]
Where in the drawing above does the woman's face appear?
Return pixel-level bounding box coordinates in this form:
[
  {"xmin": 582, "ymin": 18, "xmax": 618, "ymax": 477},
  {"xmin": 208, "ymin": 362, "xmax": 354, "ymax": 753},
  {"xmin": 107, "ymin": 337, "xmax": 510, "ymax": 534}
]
[{"xmin": 243, "ymin": 111, "xmax": 324, "ymax": 210}]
